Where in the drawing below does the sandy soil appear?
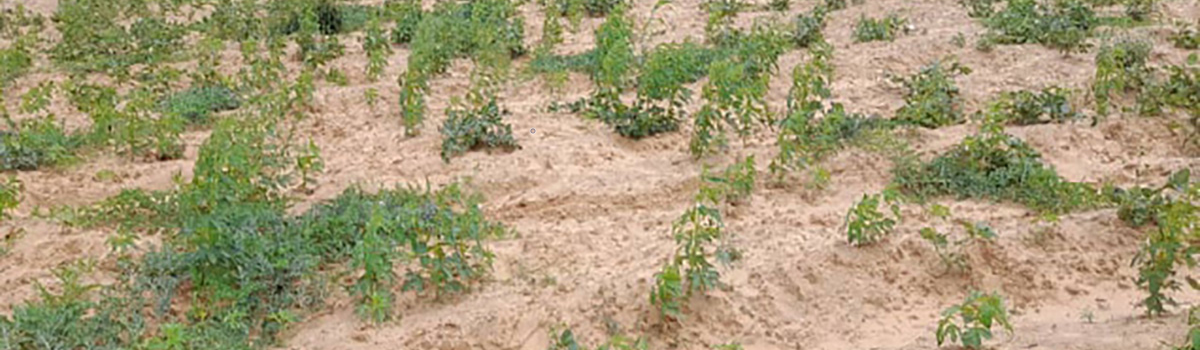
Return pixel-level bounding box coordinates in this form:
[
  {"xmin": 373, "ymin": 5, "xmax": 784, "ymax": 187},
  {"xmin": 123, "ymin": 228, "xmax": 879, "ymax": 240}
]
[{"xmin": 2, "ymin": 0, "xmax": 1200, "ymax": 349}]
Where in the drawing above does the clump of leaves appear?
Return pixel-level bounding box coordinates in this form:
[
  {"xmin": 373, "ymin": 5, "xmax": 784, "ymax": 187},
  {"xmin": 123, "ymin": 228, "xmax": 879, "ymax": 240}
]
[
  {"xmin": 1172, "ymin": 22, "xmax": 1200, "ymax": 50},
  {"xmin": 978, "ymin": 0, "xmax": 1098, "ymax": 53},
  {"xmin": 791, "ymin": 7, "xmax": 828, "ymax": 47},
  {"xmin": 700, "ymin": 156, "xmax": 757, "ymax": 205},
  {"xmin": 892, "ymin": 123, "xmax": 1103, "ymax": 215},
  {"xmin": 160, "ymin": 85, "xmax": 241, "ymax": 125},
  {"xmin": 853, "ymin": 14, "xmax": 908, "ymax": 43},
  {"xmin": 983, "ymin": 87, "xmax": 1084, "ymax": 125},
  {"xmin": 386, "ymin": 0, "xmax": 424, "ymax": 44},
  {"xmin": 1093, "ymin": 38, "xmax": 1152, "ymax": 116},
  {"xmin": 936, "ymin": 291, "xmax": 1014, "ymax": 349},
  {"xmin": 51, "ymin": 0, "xmax": 186, "ymax": 75},
  {"xmin": 1128, "ymin": 170, "xmax": 1198, "ymax": 316},
  {"xmin": 400, "ymin": 0, "xmax": 526, "ymax": 134},
  {"xmin": 0, "ymin": 176, "xmax": 19, "ymax": 220},
  {"xmin": 844, "ymin": 188, "xmax": 903, "ymax": 246},
  {"xmin": 960, "ymin": 0, "xmax": 999, "ymax": 18},
  {"xmin": 0, "ymin": 116, "xmax": 80, "ymax": 171},
  {"xmin": 440, "ymin": 91, "xmax": 519, "ymax": 162},
  {"xmin": 0, "ymin": 44, "xmax": 32, "ymax": 88},
  {"xmin": 771, "ymin": 39, "xmax": 888, "ymax": 177},
  {"xmin": 893, "ymin": 58, "xmax": 972, "ymax": 128}
]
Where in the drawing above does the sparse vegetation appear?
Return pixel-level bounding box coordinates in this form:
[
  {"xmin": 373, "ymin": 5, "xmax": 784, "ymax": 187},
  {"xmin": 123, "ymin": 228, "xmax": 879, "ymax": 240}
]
[
  {"xmin": 853, "ymin": 14, "xmax": 908, "ymax": 43},
  {"xmin": 893, "ymin": 58, "xmax": 972, "ymax": 128},
  {"xmin": 936, "ymin": 291, "xmax": 1014, "ymax": 349}
]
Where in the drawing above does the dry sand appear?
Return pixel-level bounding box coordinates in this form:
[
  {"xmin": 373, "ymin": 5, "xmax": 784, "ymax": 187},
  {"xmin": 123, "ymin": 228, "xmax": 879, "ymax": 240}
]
[{"xmin": 2, "ymin": 0, "xmax": 1200, "ymax": 349}]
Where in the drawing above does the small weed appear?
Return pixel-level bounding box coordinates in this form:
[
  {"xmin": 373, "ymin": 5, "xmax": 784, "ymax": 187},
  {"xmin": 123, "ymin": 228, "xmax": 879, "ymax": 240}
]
[
  {"xmin": 0, "ymin": 176, "xmax": 20, "ymax": 220},
  {"xmin": 440, "ymin": 92, "xmax": 519, "ymax": 162},
  {"xmin": 1093, "ymin": 38, "xmax": 1152, "ymax": 116},
  {"xmin": 984, "ymin": 87, "xmax": 1084, "ymax": 125},
  {"xmin": 936, "ymin": 290, "xmax": 1014, "ymax": 349},
  {"xmin": 845, "ymin": 188, "xmax": 903, "ymax": 246},
  {"xmin": 893, "ymin": 58, "xmax": 972, "ymax": 128},
  {"xmin": 853, "ymin": 14, "xmax": 908, "ymax": 43},
  {"xmin": 160, "ymin": 85, "xmax": 241, "ymax": 125},
  {"xmin": 1171, "ymin": 21, "xmax": 1200, "ymax": 50}
]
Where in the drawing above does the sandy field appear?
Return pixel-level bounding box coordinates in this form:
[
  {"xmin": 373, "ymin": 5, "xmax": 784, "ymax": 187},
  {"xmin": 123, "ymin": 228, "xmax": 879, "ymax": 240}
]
[{"xmin": 2, "ymin": 0, "xmax": 1200, "ymax": 349}]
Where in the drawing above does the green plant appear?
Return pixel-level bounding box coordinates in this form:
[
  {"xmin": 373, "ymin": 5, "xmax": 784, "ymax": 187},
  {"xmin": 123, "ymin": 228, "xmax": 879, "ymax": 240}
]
[
  {"xmin": 1172, "ymin": 22, "xmax": 1200, "ymax": 50},
  {"xmin": 892, "ymin": 123, "xmax": 1104, "ymax": 215},
  {"xmin": 386, "ymin": 0, "xmax": 424, "ymax": 44},
  {"xmin": 19, "ymin": 81, "xmax": 53, "ymax": 115},
  {"xmin": 1129, "ymin": 170, "xmax": 1198, "ymax": 316},
  {"xmin": 768, "ymin": 0, "xmax": 789, "ymax": 11},
  {"xmin": 160, "ymin": 85, "xmax": 241, "ymax": 125},
  {"xmin": 984, "ymin": 87, "xmax": 1084, "ymax": 125},
  {"xmin": 690, "ymin": 56, "xmax": 774, "ymax": 157},
  {"xmin": 893, "ymin": 58, "xmax": 972, "ymax": 128},
  {"xmin": 363, "ymin": 8, "xmax": 392, "ymax": 81},
  {"xmin": 700, "ymin": 156, "xmax": 757, "ymax": 205},
  {"xmin": 791, "ymin": 8, "xmax": 828, "ymax": 48},
  {"xmin": 1124, "ymin": 0, "xmax": 1155, "ymax": 22},
  {"xmin": 853, "ymin": 14, "xmax": 908, "ymax": 43},
  {"xmin": 440, "ymin": 92, "xmax": 519, "ymax": 162},
  {"xmin": 979, "ymin": 0, "xmax": 1097, "ymax": 53},
  {"xmin": 0, "ymin": 176, "xmax": 20, "ymax": 220},
  {"xmin": 1093, "ymin": 38, "xmax": 1152, "ymax": 115},
  {"xmin": 936, "ymin": 291, "xmax": 1014, "ymax": 349},
  {"xmin": 844, "ymin": 190, "xmax": 902, "ymax": 246},
  {"xmin": 0, "ymin": 116, "xmax": 80, "ymax": 171},
  {"xmin": 960, "ymin": 0, "xmax": 998, "ymax": 18}
]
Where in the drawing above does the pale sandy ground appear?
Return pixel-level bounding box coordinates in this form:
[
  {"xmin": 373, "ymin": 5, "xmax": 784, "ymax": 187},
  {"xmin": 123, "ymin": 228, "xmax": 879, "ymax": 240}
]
[{"xmin": 2, "ymin": 0, "xmax": 1200, "ymax": 349}]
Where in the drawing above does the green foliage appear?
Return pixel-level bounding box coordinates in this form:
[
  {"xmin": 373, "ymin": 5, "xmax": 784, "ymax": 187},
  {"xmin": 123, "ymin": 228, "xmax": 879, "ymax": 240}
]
[
  {"xmin": 440, "ymin": 92, "xmax": 519, "ymax": 162},
  {"xmin": 651, "ymin": 163, "xmax": 750, "ymax": 322},
  {"xmin": 700, "ymin": 156, "xmax": 757, "ymax": 205},
  {"xmin": 853, "ymin": 14, "xmax": 908, "ymax": 43},
  {"xmin": 1172, "ymin": 22, "xmax": 1200, "ymax": 50},
  {"xmin": 936, "ymin": 291, "xmax": 1014, "ymax": 349},
  {"xmin": 960, "ymin": 0, "xmax": 999, "ymax": 18},
  {"xmin": 160, "ymin": 85, "xmax": 242, "ymax": 125},
  {"xmin": 844, "ymin": 189, "xmax": 902, "ymax": 246},
  {"xmin": 51, "ymin": 0, "xmax": 186, "ymax": 75},
  {"xmin": 0, "ymin": 116, "xmax": 80, "ymax": 171},
  {"xmin": 1135, "ymin": 54, "xmax": 1199, "ymax": 128},
  {"xmin": 892, "ymin": 124, "xmax": 1103, "ymax": 214},
  {"xmin": 978, "ymin": 0, "xmax": 1098, "ymax": 53},
  {"xmin": 1093, "ymin": 38, "xmax": 1152, "ymax": 115},
  {"xmin": 791, "ymin": 8, "xmax": 828, "ymax": 48},
  {"xmin": 1128, "ymin": 170, "xmax": 1198, "ymax": 316},
  {"xmin": 984, "ymin": 87, "xmax": 1084, "ymax": 125},
  {"xmin": 0, "ymin": 45, "xmax": 32, "ymax": 88},
  {"xmin": 363, "ymin": 9, "xmax": 393, "ymax": 82},
  {"xmin": 893, "ymin": 58, "xmax": 972, "ymax": 128},
  {"xmin": 0, "ymin": 176, "xmax": 19, "ymax": 220},
  {"xmin": 386, "ymin": 0, "xmax": 424, "ymax": 44},
  {"xmin": 689, "ymin": 24, "xmax": 789, "ymax": 156},
  {"xmin": 400, "ymin": 0, "xmax": 527, "ymax": 134}
]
